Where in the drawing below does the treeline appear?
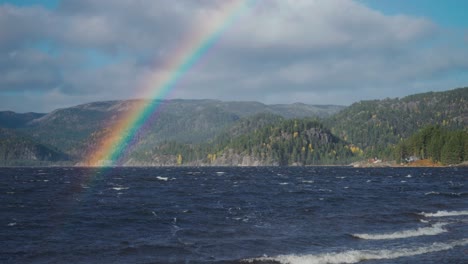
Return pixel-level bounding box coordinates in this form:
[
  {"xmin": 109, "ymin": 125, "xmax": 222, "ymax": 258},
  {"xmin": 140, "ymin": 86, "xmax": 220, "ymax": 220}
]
[
  {"xmin": 327, "ymin": 87, "xmax": 468, "ymax": 157},
  {"xmin": 394, "ymin": 126, "xmax": 468, "ymax": 165},
  {"xmin": 222, "ymin": 118, "xmax": 356, "ymax": 165},
  {"xmin": 133, "ymin": 118, "xmax": 358, "ymax": 165}
]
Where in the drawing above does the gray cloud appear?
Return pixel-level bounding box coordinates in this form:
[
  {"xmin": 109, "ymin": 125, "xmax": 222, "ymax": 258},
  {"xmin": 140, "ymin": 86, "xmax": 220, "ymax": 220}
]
[
  {"xmin": 0, "ymin": 49, "xmax": 62, "ymax": 91},
  {"xmin": 0, "ymin": 0, "xmax": 467, "ymax": 112}
]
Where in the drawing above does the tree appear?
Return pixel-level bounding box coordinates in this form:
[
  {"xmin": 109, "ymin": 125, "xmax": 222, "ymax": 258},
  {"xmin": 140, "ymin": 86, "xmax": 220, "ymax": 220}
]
[{"xmin": 441, "ymin": 134, "xmax": 462, "ymax": 165}]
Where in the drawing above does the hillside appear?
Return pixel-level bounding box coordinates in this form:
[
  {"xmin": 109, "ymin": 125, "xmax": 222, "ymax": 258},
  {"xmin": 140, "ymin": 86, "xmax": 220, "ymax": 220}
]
[
  {"xmin": 16, "ymin": 99, "xmax": 343, "ymax": 159},
  {"xmin": 394, "ymin": 125, "xmax": 468, "ymax": 165},
  {"xmin": 0, "ymin": 111, "xmax": 45, "ymax": 129},
  {"xmin": 0, "ymin": 87, "xmax": 467, "ymax": 166},
  {"xmin": 212, "ymin": 118, "xmax": 356, "ymax": 166},
  {"xmin": 326, "ymin": 87, "xmax": 468, "ymax": 157},
  {"xmin": 129, "ymin": 118, "xmax": 356, "ymax": 166},
  {"xmin": 0, "ymin": 128, "xmax": 69, "ymax": 166}
]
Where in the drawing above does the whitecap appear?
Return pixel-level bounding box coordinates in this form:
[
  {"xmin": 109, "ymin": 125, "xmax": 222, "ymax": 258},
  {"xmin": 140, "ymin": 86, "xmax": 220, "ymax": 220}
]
[
  {"xmin": 7, "ymin": 222, "xmax": 17, "ymax": 227},
  {"xmin": 112, "ymin": 187, "xmax": 129, "ymax": 191},
  {"xmin": 420, "ymin": 210, "xmax": 468, "ymax": 217},
  {"xmin": 216, "ymin": 172, "xmax": 225, "ymax": 176},
  {"xmin": 246, "ymin": 238, "xmax": 468, "ymax": 264},
  {"xmin": 352, "ymin": 223, "xmax": 448, "ymax": 240},
  {"xmin": 156, "ymin": 176, "xmax": 168, "ymax": 181},
  {"xmin": 424, "ymin": 192, "xmax": 463, "ymax": 197},
  {"xmin": 302, "ymin": 180, "xmax": 314, "ymax": 184},
  {"xmin": 279, "ymin": 182, "xmax": 289, "ymax": 185}
]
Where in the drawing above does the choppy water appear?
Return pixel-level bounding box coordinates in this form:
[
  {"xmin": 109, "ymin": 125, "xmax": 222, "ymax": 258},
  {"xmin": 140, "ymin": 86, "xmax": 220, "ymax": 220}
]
[{"xmin": 1, "ymin": 166, "xmax": 467, "ymax": 264}]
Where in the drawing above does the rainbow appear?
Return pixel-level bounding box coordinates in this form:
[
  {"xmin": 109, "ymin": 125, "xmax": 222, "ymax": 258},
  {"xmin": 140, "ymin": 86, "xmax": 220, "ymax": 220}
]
[{"xmin": 85, "ymin": 0, "xmax": 256, "ymax": 166}]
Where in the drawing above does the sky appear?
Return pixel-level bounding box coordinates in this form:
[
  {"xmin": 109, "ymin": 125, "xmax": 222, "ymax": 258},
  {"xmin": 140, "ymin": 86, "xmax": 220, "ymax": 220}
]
[{"xmin": 0, "ymin": 0, "xmax": 467, "ymax": 113}]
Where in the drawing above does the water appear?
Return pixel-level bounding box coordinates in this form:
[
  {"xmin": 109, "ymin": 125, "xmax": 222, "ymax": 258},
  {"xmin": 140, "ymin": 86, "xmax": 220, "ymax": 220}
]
[{"xmin": 1, "ymin": 166, "xmax": 467, "ymax": 264}]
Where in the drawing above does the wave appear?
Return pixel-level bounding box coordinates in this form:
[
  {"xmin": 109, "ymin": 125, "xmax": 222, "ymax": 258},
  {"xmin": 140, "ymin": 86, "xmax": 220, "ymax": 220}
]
[
  {"xmin": 245, "ymin": 238, "xmax": 468, "ymax": 264},
  {"xmin": 112, "ymin": 187, "xmax": 129, "ymax": 191},
  {"xmin": 424, "ymin": 191, "xmax": 467, "ymax": 197},
  {"xmin": 420, "ymin": 210, "xmax": 468, "ymax": 217},
  {"xmin": 352, "ymin": 223, "xmax": 448, "ymax": 240}
]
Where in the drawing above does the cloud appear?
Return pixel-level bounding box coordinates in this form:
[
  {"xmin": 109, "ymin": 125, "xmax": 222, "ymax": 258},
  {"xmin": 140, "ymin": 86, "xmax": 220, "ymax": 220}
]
[
  {"xmin": 0, "ymin": 49, "xmax": 62, "ymax": 91},
  {"xmin": 0, "ymin": 0, "xmax": 467, "ymax": 112}
]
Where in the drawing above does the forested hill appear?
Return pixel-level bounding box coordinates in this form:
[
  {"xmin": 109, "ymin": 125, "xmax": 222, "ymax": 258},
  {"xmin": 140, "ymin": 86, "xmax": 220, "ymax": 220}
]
[
  {"xmin": 0, "ymin": 100, "xmax": 343, "ymax": 164},
  {"xmin": 0, "ymin": 128, "xmax": 69, "ymax": 166},
  {"xmin": 0, "ymin": 111, "xmax": 45, "ymax": 129},
  {"xmin": 0, "ymin": 88, "xmax": 467, "ymax": 166},
  {"xmin": 131, "ymin": 118, "xmax": 356, "ymax": 166},
  {"xmin": 211, "ymin": 118, "xmax": 356, "ymax": 166},
  {"xmin": 394, "ymin": 125, "xmax": 468, "ymax": 165},
  {"xmin": 326, "ymin": 87, "xmax": 467, "ymax": 156}
]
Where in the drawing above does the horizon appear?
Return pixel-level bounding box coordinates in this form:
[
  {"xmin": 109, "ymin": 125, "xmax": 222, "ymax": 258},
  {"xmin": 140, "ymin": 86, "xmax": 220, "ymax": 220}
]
[
  {"xmin": 2, "ymin": 85, "xmax": 466, "ymax": 114},
  {"xmin": 1, "ymin": 0, "xmax": 468, "ymax": 112}
]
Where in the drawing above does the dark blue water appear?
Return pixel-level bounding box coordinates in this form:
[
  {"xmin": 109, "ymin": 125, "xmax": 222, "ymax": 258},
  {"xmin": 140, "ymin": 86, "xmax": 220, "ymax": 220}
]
[{"xmin": 1, "ymin": 167, "xmax": 467, "ymax": 264}]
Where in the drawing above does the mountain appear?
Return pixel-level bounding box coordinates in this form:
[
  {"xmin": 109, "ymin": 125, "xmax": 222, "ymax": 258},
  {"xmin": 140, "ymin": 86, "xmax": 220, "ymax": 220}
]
[
  {"xmin": 0, "ymin": 111, "xmax": 46, "ymax": 129},
  {"xmin": 0, "ymin": 128, "xmax": 69, "ymax": 166},
  {"xmin": 15, "ymin": 99, "xmax": 343, "ymax": 159},
  {"xmin": 326, "ymin": 87, "xmax": 468, "ymax": 157},
  {"xmin": 0, "ymin": 88, "xmax": 467, "ymax": 166}
]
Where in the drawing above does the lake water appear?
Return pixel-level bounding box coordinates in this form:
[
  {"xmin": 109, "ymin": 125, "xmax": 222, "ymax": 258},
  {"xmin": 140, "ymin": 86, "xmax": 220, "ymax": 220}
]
[{"xmin": 1, "ymin": 166, "xmax": 467, "ymax": 263}]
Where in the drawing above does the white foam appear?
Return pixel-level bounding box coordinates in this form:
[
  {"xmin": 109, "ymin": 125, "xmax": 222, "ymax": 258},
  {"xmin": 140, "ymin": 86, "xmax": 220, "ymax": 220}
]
[
  {"xmin": 112, "ymin": 187, "xmax": 128, "ymax": 191},
  {"xmin": 420, "ymin": 210, "xmax": 468, "ymax": 217},
  {"xmin": 352, "ymin": 223, "xmax": 448, "ymax": 240},
  {"xmin": 156, "ymin": 176, "xmax": 168, "ymax": 181},
  {"xmin": 246, "ymin": 239, "xmax": 468, "ymax": 264}
]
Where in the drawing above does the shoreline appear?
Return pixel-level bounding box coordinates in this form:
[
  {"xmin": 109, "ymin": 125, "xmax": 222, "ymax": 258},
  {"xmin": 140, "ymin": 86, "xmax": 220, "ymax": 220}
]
[{"xmin": 0, "ymin": 162, "xmax": 467, "ymax": 168}]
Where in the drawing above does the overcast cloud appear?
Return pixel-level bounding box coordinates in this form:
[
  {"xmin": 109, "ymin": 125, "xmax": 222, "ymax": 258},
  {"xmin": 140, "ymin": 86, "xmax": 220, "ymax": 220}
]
[{"xmin": 0, "ymin": 0, "xmax": 467, "ymax": 112}]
